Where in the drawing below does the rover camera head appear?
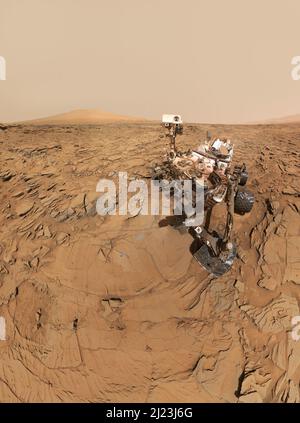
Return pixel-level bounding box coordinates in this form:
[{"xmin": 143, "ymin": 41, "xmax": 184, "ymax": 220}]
[{"xmin": 162, "ymin": 114, "xmax": 183, "ymax": 134}]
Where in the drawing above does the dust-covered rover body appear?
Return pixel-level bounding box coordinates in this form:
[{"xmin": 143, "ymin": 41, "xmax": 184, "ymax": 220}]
[{"xmin": 152, "ymin": 114, "xmax": 254, "ymax": 277}]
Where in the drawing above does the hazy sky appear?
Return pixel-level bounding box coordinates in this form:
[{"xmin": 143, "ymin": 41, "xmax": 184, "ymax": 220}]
[{"xmin": 0, "ymin": 0, "xmax": 300, "ymax": 123}]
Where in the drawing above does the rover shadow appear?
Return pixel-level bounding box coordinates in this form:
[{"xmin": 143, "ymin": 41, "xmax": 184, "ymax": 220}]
[
  {"xmin": 189, "ymin": 234, "xmax": 202, "ymax": 255},
  {"xmin": 158, "ymin": 215, "xmax": 187, "ymax": 232},
  {"xmin": 158, "ymin": 216, "xmax": 203, "ymax": 257}
]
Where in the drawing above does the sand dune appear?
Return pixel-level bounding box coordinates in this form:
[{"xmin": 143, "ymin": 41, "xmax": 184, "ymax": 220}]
[{"xmin": 20, "ymin": 109, "xmax": 145, "ymax": 125}]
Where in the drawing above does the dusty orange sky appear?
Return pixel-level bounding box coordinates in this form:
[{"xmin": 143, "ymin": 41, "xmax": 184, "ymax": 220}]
[{"xmin": 0, "ymin": 0, "xmax": 300, "ymax": 123}]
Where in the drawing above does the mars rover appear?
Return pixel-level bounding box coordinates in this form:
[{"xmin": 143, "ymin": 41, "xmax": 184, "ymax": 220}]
[{"xmin": 152, "ymin": 114, "xmax": 254, "ymax": 277}]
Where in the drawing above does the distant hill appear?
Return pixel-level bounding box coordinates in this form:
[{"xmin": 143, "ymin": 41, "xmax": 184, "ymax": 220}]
[
  {"xmin": 260, "ymin": 113, "xmax": 300, "ymax": 124},
  {"xmin": 19, "ymin": 109, "xmax": 146, "ymax": 125}
]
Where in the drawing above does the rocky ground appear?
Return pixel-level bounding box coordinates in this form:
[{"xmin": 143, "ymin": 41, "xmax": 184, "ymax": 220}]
[{"xmin": 0, "ymin": 121, "xmax": 299, "ymax": 402}]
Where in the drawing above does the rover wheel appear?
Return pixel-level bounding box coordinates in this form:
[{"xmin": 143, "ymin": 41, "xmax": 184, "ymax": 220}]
[
  {"xmin": 239, "ymin": 170, "xmax": 248, "ymax": 186},
  {"xmin": 234, "ymin": 188, "xmax": 254, "ymax": 215}
]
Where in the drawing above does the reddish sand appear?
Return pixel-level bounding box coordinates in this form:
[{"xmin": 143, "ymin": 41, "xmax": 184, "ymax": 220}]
[{"xmin": 0, "ymin": 120, "xmax": 299, "ymax": 402}]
